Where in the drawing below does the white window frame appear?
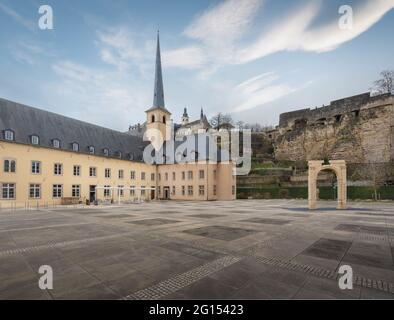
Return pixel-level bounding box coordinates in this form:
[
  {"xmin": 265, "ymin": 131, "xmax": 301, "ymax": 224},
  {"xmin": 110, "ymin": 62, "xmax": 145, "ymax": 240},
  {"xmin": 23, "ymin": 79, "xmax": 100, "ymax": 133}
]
[
  {"xmin": 52, "ymin": 184, "xmax": 63, "ymax": 199},
  {"xmin": 29, "ymin": 184, "xmax": 41, "ymax": 199},
  {"xmin": 52, "ymin": 139, "xmax": 60, "ymax": 148},
  {"xmin": 31, "ymin": 161, "xmax": 41, "ymax": 174},
  {"xmin": 2, "ymin": 183, "xmax": 16, "ymax": 199},
  {"xmin": 54, "ymin": 163, "xmax": 63, "ymax": 176},
  {"xmin": 73, "ymin": 165, "xmax": 81, "ymax": 177},
  {"xmin": 105, "ymin": 168, "xmax": 111, "ymax": 179},
  {"xmin": 4, "ymin": 130, "xmax": 14, "ymax": 141},
  {"xmin": 89, "ymin": 167, "xmax": 97, "ymax": 177},
  {"xmin": 31, "ymin": 135, "xmax": 39, "ymax": 145},
  {"xmin": 72, "ymin": 185, "xmax": 81, "ymax": 198},
  {"xmin": 4, "ymin": 159, "xmax": 16, "ymax": 173}
]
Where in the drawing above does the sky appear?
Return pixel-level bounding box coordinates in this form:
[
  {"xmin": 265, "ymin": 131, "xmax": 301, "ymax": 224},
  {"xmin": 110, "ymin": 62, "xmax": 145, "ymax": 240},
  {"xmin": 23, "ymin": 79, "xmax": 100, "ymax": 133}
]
[{"xmin": 0, "ymin": 0, "xmax": 393, "ymax": 131}]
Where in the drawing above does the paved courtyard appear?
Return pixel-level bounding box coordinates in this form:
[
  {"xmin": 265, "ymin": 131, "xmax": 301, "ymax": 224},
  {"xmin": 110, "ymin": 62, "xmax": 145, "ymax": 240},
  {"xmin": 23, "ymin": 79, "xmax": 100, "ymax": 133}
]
[{"xmin": 0, "ymin": 200, "xmax": 393, "ymax": 300}]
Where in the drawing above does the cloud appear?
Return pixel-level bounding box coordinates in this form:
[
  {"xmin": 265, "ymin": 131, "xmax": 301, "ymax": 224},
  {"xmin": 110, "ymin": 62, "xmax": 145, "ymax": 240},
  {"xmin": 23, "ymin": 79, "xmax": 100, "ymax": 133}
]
[
  {"xmin": 238, "ymin": 0, "xmax": 394, "ymax": 63},
  {"xmin": 50, "ymin": 60, "xmax": 150, "ymax": 130},
  {"xmin": 179, "ymin": 0, "xmax": 394, "ymax": 68},
  {"xmin": 162, "ymin": 46, "xmax": 207, "ymax": 69},
  {"xmin": 0, "ymin": 3, "xmax": 35, "ymax": 31},
  {"xmin": 231, "ymin": 72, "xmax": 299, "ymax": 112}
]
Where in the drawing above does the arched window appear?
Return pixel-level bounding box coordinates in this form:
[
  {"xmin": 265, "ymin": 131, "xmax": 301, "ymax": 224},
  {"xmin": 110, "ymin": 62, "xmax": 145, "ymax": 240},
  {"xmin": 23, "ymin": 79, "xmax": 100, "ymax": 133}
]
[
  {"xmin": 163, "ymin": 116, "xmax": 166, "ymax": 124},
  {"xmin": 151, "ymin": 115, "xmax": 155, "ymax": 123}
]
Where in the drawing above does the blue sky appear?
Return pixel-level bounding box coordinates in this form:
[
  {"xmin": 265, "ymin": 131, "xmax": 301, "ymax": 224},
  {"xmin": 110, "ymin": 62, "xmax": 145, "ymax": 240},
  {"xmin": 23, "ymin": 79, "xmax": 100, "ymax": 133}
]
[{"xmin": 0, "ymin": 0, "xmax": 393, "ymax": 131}]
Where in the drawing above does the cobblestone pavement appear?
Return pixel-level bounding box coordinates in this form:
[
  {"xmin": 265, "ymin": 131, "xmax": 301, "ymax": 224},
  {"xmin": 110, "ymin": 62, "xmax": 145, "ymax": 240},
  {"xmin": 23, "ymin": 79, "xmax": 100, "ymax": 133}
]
[{"xmin": 0, "ymin": 200, "xmax": 393, "ymax": 299}]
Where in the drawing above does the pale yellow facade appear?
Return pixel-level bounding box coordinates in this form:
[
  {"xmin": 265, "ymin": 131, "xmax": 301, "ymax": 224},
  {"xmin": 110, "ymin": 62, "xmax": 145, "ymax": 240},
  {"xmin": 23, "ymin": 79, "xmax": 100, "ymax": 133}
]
[{"xmin": 0, "ymin": 140, "xmax": 235, "ymax": 208}]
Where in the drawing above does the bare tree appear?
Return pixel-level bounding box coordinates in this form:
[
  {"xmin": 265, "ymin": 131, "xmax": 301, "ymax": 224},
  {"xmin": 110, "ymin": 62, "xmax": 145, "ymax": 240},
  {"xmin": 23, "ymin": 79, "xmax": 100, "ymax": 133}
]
[
  {"xmin": 210, "ymin": 113, "xmax": 233, "ymax": 129},
  {"xmin": 372, "ymin": 70, "xmax": 394, "ymax": 95},
  {"xmin": 357, "ymin": 162, "xmax": 390, "ymax": 200}
]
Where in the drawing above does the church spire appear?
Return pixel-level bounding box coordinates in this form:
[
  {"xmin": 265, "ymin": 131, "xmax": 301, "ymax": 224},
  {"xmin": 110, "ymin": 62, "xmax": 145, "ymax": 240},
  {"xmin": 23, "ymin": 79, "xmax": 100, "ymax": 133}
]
[{"xmin": 153, "ymin": 31, "xmax": 165, "ymax": 108}]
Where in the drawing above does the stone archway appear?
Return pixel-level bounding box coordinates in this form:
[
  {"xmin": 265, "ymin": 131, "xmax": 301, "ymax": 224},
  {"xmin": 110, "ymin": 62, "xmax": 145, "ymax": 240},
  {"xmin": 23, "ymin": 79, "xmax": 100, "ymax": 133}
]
[{"xmin": 308, "ymin": 160, "xmax": 347, "ymax": 210}]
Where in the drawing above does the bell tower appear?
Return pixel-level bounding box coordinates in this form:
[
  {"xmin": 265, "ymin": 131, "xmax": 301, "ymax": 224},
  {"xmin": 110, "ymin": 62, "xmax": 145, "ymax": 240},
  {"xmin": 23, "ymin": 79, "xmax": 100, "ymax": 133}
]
[{"xmin": 145, "ymin": 32, "xmax": 172, "ymax": 150}]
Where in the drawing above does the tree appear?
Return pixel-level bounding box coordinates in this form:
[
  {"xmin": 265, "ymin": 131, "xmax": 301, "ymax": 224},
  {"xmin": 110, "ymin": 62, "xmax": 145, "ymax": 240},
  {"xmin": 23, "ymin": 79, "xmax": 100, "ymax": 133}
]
[
  {"xmin": 372, "ymin": 70, "xmax": 394, "ymax": 95},
  {"xmin": 356, "ymin": 162, "xmax": 390, "ymax": 200},
  {"xmin": 209, "ymin": 113, "xmax": 233, "ymax": 129}
]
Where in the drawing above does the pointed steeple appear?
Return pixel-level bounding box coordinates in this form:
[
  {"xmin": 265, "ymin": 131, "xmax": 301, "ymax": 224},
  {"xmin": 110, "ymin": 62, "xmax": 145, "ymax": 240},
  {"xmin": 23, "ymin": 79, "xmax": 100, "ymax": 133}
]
[
  {"xmin": 153, "ymin": 31, "xmax": 165, "ymax": 108},
  {"xmin": 200, "ymin": 108, "xmax": 204, "ymax": 120}
]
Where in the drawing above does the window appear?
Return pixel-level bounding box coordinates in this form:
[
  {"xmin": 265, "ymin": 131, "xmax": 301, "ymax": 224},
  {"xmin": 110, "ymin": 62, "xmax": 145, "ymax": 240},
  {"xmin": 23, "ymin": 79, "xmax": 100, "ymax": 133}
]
[
  {"xmin": 54, "ymin": 163, "xmax": 63, "ymax": 175},
  {"xmin": 165, "ymin": 173, "xmax": 168, "ymax": 181},
  {"xmin": 199, "ymin": 185, "xmax": 205, "ymax": 196},
  {"xmin": 29, "ymin": 184, "xmax": 41, "ymax": 199},
  {"xmin": 151, "ymin": 173, "xmax": 155, "ymax": 181},
  {"xmin": 213, "ymin": 170, "xmax": 217, "ymax": 180},
  {"xmin": 130, "ymin": 186, "xmax": 135, "ymax": 196},
  {"xmin": 72, "ymin": 185, "xmax": 81, "ymax": 198},
  {"xmin": 131, "ymin": 171, "xmax": 136, "ymax": 180},
  {"xmin": 116, "ymin": 151, "xmax": 122, "ymax": 159},
  {"xmin": 2, "ymin": 183, "xmax": 15, "ymax": 199},
  {"xmin": 52, "ymin": 139, "xmax": 60, "ymax": 148},
  {"xmin": 72, "ymin": 143, "xmax": 79, "ymax": 152},
  {"xmin": 104, "ymin": 186, "xmax": 111, "ymax": 197},
  {"xmin": 157, "ymin": 186, "xmax": 161, "ymax": 196},
  {"xmin": 232, "ymin": 185, "xmax": 236, "ymax": 195},
  {"xmin": 105, "ymin": 168, "xmax": 111, "ymax": 178},
  {"xmin": 182, "ymin": 171, "xmax": 185, "ymax": 180},
  {"xmin": 89, "ymin": 167, "xmax": 97, "ymax": 177},
  {"xmin": 89, "ymin": 146, "xmax": 95, "ymax": 154},
  {"xmin": 31, "ymin": 161, "xmax": 41, "ymax": 174},
  {"xmin": 4, "ymin": 130, "xmax": 14, "ymax": 141},
  {"xmin": 117, "ymin": 185, "xmax": 124, "ymax": 197},
  {"xmin": 52, "ymin": 184, "xmax": 62, "ymax": 198},
  {"xmin": 73, "ymin": 165, "xmax": 81, "ymax": 176},
  {"xmin": 199, "ymin": 170, "xmax": 205, "ymax": 179},
  {"xmin": 213, "ymin": 185, "xmax": 217, "ymax": 196},
  {"xmin": 182, "ymin": 186, "xmax": 186, "ymax": 196},
  {"xmin": 151, "ymin": 115, "xmax": 155, "ymax": 123},
  {"xmin": 103, "ymin": 148, "xmax": 109, "ymax": 156},
  {"xmin": 4, "ymin": 160, "xmax": 16, "ymax": 173},
  {"xmin": 172, "ymin": 172, "xmax": 176, "ymax": 180},
  {"xmin": 163, "ymin": 116, "xmax": 166, "ymax": 124},
  {"xmin": 158, "ymin": 173, "xmax": 161, "ymax": 181},
  {"xmin": 172, "ymin": 186, "xmax": 176, "ymax": 195},
  {"xmin": 31, "ymin": 135, "xmax": 39, "ymax": 145},
  {"xmin": 119, "ymin": 170, "xmax": 124, "ymax": 179},
  {"xmin": 188, "ymin": 171, "xmax": 193, "ymax": 180},
  {"xmin": 188, "ymin": 186, "xmax": 193, "ymax": 196},
  {"xmin": 141, "ymin": 187, "xmax": 146, "ymax": 196},
  {"xmin": 141, "ymin": 172, "xmax": 146, "ymax": 180}
]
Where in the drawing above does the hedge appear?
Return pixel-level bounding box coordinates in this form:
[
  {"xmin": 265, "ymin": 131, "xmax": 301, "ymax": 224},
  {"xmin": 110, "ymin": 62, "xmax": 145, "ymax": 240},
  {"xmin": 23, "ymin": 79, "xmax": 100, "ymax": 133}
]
[{"xmin": 237, "ymin": 186, "xmax": 394, "ymax": 200}]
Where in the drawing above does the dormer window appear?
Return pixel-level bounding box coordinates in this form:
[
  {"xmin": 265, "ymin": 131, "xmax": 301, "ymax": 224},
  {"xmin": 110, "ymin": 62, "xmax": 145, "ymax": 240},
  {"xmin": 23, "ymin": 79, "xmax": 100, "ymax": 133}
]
[
  {"xmin": 4, "ymin": 130, "xmax": 14, "ymax": 141},
  {"xmin": 52, "ymin": 139, "xmax": 60, "ymax": 148},
  {"xmin": 72, "ymin": 142, "xmax": 79, "ymax": 152},
  {"xmin": 88, "ymin": 146, "xmax": 95, "ymax": 154},
  {"xmin": 151, "ymin": 115, "xmax": 155, "ymax": 123},
  {"xmin": 31, "ymin": 135, "xmax": 40, "ymax": 145},
  {"xmin": 116, "ymin": 151, "xmax": 122, "ymax": 159},
  {"xmin": 103, "ymin": 148, "xmax": 109, "ymax": 156}
]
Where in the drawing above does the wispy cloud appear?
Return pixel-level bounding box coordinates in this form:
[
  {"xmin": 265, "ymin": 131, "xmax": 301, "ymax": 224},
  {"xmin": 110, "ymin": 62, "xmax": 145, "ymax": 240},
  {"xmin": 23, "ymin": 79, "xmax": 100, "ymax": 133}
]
[
  {"xmin": 49, "ymin": 60, "xmax": 150, "ymax": 130},
  {"xmin": 231, "ymin": 72, "xmax": 301, "ymax": 113},
  {"xmin": 0, "ymin": 3, "xmax": 35, "ymax": 31},
  {"xmin": 238, "ymin": 0, "xmax": 394, "ymax": 63},
  {"xmin": 179, "ymin": 0, "xmax": 394, "ymax": 68}
]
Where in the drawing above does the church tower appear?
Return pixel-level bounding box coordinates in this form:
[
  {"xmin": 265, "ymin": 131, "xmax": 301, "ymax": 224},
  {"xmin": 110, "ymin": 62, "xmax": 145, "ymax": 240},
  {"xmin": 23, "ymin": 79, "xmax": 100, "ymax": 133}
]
[
  {"xmin": 181, "ymin": 108, "xmax": 189, "ymax": 125},
  {"xmin": 145, "ymin": 32, "xmax": 172, "ymax": 150}
]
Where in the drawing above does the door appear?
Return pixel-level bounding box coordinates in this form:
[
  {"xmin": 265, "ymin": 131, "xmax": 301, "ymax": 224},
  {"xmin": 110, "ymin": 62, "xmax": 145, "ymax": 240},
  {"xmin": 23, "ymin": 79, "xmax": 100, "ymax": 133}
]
[
  {"xmin": 163, "ymin": 187, "xmax": 170, "ymax": 200},
  {"xmin": 151, "ymin": 190, "xmax": 155, "ymax": 200},
  {"xmin": 89, "ymin": 185, "xmax": 96, "ymax": 203}
]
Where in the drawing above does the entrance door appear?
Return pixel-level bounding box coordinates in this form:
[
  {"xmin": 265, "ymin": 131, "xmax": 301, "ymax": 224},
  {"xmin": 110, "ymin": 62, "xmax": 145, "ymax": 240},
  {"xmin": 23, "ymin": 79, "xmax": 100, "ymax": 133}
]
[
  {"xmin": 151, "ymin": 190, "xmax": 155, "ymax": 200},
  {"xmin": 163, "ymin": 187, "xmax": 170, "ymax": 200},
  {"xmin": 89, "ymin": 185, "xmax": 96, "ymax": 203}
]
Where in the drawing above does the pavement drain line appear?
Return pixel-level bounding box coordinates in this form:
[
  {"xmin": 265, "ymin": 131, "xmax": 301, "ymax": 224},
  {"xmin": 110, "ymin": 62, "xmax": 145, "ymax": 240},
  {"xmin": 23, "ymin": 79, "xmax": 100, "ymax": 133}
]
[
  {"xmin": 122, "ymin": 255, "xmax": 242, "ymax": 300},
  {"xmin": 0, "ymin": 232, "xmax": 134, "ymax": 258}
]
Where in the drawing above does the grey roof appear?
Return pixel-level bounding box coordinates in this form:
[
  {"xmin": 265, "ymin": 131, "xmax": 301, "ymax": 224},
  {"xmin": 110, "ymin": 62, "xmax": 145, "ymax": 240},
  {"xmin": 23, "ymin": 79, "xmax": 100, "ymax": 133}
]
[
  {"xmin": 0, "ymin": 98, "xmax": 147, "ymax": 161},
  {"xmin": 146, "ymin": 32, "xmax": 171, "ymax": 114}
]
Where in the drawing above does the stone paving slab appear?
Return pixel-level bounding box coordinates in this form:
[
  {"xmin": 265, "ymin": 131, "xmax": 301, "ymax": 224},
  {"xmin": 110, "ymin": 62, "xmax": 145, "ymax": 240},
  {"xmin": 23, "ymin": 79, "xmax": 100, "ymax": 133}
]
[{"xmin": 0, "ymin": 200, "xmax": 394, "ymax": 299}]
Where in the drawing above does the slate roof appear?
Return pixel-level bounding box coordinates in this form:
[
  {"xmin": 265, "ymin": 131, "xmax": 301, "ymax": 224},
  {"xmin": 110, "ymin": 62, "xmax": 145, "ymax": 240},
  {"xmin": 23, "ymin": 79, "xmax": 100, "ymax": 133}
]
[{"xmin": 0, "ymin": 98, "xmax": 147, "ymax": 161}]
